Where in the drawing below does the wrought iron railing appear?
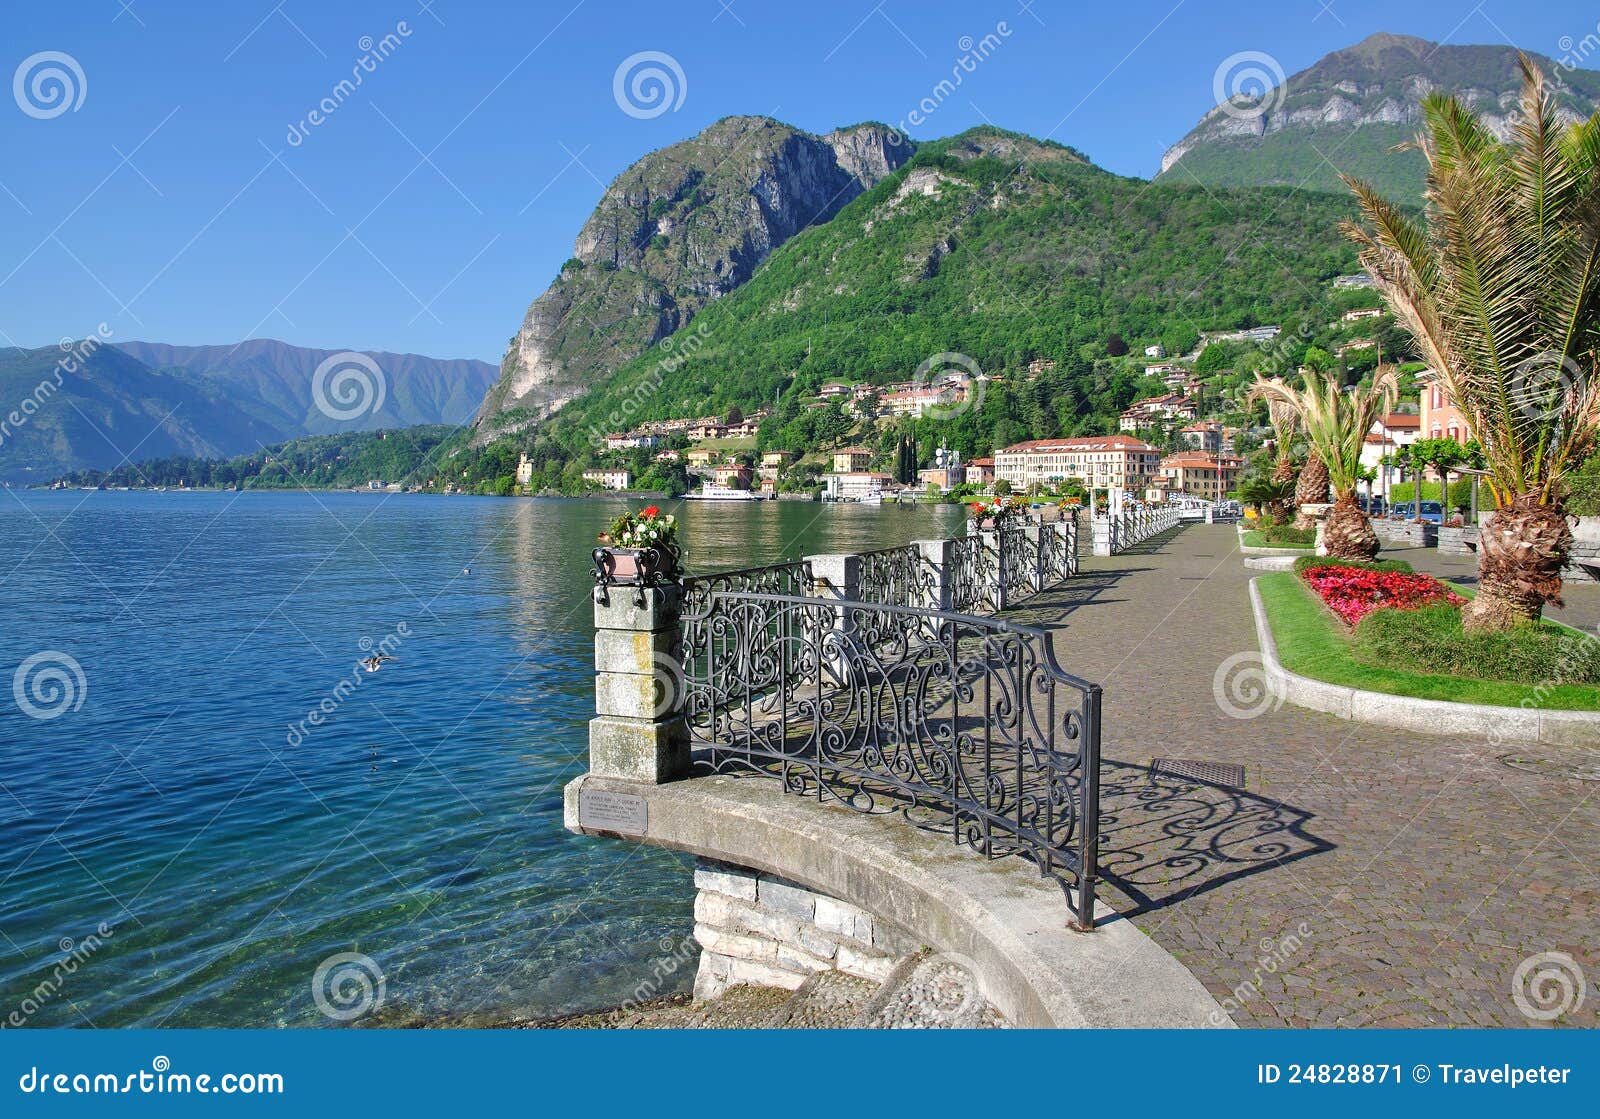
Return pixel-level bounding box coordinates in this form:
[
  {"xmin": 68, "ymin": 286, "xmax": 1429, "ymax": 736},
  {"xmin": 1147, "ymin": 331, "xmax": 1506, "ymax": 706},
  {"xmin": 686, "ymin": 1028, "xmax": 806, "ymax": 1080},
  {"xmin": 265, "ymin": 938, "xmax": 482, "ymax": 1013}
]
[
  {"xmin": 678, "ymin": 590, "xmax": 1102, "ymax": 927},
  {"xmin": 946, "ymin": 534, "xmax": 986, "ymax": 615},
  {"xmin": 1039, "ymin": 519, "xmax": 1072, "ymax": 584},
  {"xmin": 1001, "ymin": 524, "xmax": 1036, "ymax": 600},
  {"xmin": 857, "ymin": 543, "xmax": 932, "ymax": 609}
]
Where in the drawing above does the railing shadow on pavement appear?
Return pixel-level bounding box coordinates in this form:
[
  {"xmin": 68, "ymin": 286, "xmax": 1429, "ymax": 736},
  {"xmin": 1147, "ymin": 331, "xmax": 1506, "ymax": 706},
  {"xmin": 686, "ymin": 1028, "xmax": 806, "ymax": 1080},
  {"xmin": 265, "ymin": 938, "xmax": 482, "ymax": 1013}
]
[{"xmin": 1091, "ymin": 759, "xmax": 1334, "ymax": 921}]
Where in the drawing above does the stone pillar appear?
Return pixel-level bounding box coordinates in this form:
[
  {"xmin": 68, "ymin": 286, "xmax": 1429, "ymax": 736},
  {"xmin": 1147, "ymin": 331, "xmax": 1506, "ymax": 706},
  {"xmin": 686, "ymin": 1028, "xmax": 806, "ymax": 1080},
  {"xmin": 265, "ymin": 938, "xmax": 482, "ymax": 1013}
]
[
  {"xmin": 590, "ymin": 584, "xmax": 690, "ymax": 783},
  {"xmin": 806, "ymin": 553, "xmax": 861, "ymax": 683},
  {"xmin": 1058, "ymin": 517, "xmax": 1078, "ymax": 576},
  {"xmin": 1091, "ymin": 516, "xmax": 1112, "ymax": 557},
  {"xmin": 915, "ymin": 538, "xmax": 955, "ymax": 612}
]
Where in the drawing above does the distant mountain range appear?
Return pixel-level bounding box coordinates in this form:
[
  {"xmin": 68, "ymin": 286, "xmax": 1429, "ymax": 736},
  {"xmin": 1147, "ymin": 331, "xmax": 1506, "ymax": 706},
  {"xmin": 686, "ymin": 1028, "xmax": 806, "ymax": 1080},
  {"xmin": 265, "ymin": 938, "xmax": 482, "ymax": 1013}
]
[
  {"xmin": 1158, "ymin": 32, "xmax": 1600, "ymax": 199},
  {"xmin": 0, "ymin": 340, "xmax": 496, "ymax": 483}
]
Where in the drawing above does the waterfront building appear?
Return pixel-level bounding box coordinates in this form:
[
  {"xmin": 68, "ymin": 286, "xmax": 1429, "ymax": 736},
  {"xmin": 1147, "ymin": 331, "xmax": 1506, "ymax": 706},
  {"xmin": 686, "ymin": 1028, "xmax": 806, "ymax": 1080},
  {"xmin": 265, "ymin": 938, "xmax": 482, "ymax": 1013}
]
[
  {"xmin": 1158, "ymin": 451, "xmax": 1242, "ymax": 502},
  {"xmin": 582, "ymin": 469, "xmax": 633, "ymax": 491},
  {"xmin": 995, "ymin": 435, "xmax": 1161, "ymax": 492},
  {"xmin": 824, "ymin": 471, "xmax": 890, "ymax": 501}
]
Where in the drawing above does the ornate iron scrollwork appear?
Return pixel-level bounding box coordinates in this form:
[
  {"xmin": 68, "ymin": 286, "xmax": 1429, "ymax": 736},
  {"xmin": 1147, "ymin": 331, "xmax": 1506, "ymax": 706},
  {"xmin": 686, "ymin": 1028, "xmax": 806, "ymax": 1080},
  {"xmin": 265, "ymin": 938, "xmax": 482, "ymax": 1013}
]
[{"xmin": 676, "ymin": 587, "xmax": 1102, "ymax": 928}]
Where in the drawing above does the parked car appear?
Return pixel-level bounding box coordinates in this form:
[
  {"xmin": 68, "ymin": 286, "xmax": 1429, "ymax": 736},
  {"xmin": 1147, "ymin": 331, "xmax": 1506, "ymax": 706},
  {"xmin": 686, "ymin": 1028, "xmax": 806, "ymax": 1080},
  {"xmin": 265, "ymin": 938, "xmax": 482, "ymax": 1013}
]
[
  {"xmin": 1389, "ymin": 501, "xmax": 1443, "ymax": 524},
  {"xmin": 1358, "ymin": 495, "xmax": 1386, "ymax": 516}
]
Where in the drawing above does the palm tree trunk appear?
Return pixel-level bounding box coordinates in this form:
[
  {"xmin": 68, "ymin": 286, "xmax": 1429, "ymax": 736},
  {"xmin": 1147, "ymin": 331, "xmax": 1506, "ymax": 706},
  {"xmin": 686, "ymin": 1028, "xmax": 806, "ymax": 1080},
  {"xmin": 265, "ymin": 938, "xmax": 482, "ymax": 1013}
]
[
  {"xmin": 1466, "ymin": 495, "xmax": 1571, "ymax": 631},
  {"xmin": 1293, "ymin": 456, "xmax": 1329, "ymax": 529},
  {"xmin": 1322, "ymin": 494, "xmax": 1380, "ymax": 560},
  {"xmin": 1270, "ymin": 457, "xmax": 1297, "ymax": 522}
]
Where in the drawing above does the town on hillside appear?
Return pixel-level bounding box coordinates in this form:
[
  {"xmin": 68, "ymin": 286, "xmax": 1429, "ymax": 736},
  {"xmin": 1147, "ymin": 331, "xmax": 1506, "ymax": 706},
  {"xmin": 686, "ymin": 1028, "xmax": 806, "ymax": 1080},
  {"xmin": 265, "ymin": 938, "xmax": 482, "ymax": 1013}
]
[{"xmin": 529, "ymin": 273, "xmax": 1447, "ymax": 513}]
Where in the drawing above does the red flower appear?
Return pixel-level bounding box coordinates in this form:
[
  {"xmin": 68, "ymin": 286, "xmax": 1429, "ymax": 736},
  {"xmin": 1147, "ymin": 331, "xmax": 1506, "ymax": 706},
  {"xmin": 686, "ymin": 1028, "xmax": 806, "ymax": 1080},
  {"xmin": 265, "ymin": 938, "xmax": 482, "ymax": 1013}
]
[
  {"xmin": 641, "ymin": 506, "xmax": 660, "ymax": 518},
  {"xmin": 1300, "ymin": 565, "xmax": 1464, "ymax": 626}
]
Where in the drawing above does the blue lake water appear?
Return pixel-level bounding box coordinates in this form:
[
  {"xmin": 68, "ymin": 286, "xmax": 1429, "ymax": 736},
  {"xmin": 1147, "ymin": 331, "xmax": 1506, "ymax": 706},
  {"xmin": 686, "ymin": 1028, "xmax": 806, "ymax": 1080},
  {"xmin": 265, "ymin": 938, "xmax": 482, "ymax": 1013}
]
[{"xmin": 0, "ymin": 490, "xmax": 963, "ymax": 1027}]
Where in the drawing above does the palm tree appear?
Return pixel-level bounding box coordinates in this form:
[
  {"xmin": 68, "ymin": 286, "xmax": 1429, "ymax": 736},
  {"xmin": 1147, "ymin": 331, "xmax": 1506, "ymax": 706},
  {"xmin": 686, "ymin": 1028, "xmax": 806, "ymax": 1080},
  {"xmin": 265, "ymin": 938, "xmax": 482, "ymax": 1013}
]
[
  {"xmin": 1253, "ymin": 383, "xmax": 1301, "ymax": 521},
  {"xmin": 1343, "ymin": 57, "xmax": 1600, "ymax": 630},
  {"xmin": 1291, "ymin": 443, "xmax": 1330, "ymax": 530},
  {"xmin": 1260, "ymin": 376, "xmax": 1299, "ymax": 515},
  {"xmin": 1252, "ymin": 368, "xmax": 1400, "ymax": 559}
]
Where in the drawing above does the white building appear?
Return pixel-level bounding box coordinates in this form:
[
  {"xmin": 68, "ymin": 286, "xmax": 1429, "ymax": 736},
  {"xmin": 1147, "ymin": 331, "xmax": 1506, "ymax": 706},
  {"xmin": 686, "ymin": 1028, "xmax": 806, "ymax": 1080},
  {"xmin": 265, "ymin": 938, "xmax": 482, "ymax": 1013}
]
[
  {"xmin": 824, "ymin": 471, "xmax": 890, "ymax": 500},
  {"xmin": 582, "ymin": 469, "xmax": 633, "ymax": 491},
  {"xmin": 994, "ymin": 435, "xmax": 1162, "ymax": 492}
]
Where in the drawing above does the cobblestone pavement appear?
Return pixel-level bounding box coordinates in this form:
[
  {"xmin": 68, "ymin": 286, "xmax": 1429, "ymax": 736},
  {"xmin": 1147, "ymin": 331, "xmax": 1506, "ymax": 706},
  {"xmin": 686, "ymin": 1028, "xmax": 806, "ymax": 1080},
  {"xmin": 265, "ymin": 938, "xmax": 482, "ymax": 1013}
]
[{"xmin": 1007, "ymin": 525, "xmax": 1599, "ymax": 1028}]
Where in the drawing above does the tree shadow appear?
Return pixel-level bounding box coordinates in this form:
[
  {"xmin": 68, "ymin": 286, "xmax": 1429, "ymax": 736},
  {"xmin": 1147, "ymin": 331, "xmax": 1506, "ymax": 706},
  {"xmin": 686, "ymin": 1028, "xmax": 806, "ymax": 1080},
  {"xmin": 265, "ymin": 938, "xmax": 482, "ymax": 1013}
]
[
  {"xmin": 1000, "ymin": 568, "xmax": 1152, "ymax": 628},
  {"xmin": 1094, "ymin": 759, "xmax": 1333, "ymax": 919}
]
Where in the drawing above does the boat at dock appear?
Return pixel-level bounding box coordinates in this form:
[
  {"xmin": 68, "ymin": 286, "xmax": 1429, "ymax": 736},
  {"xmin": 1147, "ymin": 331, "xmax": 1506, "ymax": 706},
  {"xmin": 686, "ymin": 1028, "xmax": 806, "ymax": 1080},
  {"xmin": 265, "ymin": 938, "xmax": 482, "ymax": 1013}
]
[{"xmin": 684, "ymin": 484, "xmax": 762, "ymax": 501}]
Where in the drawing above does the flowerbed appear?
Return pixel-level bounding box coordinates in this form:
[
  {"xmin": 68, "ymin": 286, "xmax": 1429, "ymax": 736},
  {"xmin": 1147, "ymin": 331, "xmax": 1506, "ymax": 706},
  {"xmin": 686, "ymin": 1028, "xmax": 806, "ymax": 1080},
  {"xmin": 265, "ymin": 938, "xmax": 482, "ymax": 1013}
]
[{"xmin": 1299, "ymin": 562, "xmax": 1465, "ymax": 626}]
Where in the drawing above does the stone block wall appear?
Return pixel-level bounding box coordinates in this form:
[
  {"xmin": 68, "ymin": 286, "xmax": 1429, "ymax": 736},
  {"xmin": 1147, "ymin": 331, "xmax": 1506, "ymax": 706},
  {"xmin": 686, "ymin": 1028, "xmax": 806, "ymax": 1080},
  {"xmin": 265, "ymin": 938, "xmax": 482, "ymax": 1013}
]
[
  {"xmin": 692, "ymin": 858, "xmax": 923, "ymax": 1000},
  {"xmin": 1437, "ymin": 525, "xmax": 1477, "ymax": 556},
  {"xmin": 1372, "ymin": 519, "xmax": 1436, "ymax": 548}
]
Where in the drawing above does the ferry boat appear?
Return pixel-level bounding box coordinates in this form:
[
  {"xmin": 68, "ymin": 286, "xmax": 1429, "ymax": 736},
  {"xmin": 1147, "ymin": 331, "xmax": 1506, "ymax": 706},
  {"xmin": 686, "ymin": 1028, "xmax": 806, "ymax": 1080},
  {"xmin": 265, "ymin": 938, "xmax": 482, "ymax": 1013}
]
[{"xmin": 684, "ymin": 483, "xmax": 761, "ymax": 501}]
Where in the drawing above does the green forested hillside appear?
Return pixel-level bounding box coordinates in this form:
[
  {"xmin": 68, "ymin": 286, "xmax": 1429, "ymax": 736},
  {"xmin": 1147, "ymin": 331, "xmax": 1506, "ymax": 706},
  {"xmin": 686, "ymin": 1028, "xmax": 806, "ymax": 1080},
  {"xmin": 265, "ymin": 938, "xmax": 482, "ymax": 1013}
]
[
  {"xmin": 49, "ymin": 426, "xmax": 458, "ymax": 491},
  {"xmin": 468, "ymin": 128, "xmax": 1374, "ymax": 491}
]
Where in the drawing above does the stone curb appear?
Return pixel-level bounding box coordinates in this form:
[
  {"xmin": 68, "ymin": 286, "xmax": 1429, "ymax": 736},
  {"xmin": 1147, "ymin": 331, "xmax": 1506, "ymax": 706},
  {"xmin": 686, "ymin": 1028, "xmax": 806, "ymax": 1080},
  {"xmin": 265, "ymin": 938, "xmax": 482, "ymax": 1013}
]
[
  {"xmin": 1248, "ymin": 577, "xmax": 1600, "ymax": 747},
  {"xmin": 565, "ymin": 773, "xmax": 1231, "ymax": 1029}
]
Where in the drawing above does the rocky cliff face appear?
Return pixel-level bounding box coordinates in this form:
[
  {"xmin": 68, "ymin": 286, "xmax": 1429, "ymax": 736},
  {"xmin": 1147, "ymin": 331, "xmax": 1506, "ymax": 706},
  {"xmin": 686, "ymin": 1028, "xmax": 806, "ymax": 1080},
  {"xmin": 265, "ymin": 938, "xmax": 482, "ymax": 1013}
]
[
  {"xmin": 474, "ymin": 116, "xmax": 911, "ymax": 440},
  {"xmin": 1158, "ymin": 33, "xmax": 1600, "ymax": 197}
]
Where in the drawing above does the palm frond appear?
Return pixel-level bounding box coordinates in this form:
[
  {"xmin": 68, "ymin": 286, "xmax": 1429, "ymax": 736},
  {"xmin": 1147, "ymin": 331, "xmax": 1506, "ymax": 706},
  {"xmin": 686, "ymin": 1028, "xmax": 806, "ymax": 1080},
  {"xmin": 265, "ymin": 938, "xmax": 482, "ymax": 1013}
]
[{"xmin": 1343, "ymin": 53, "xmax": 1600, "ymax": 505}]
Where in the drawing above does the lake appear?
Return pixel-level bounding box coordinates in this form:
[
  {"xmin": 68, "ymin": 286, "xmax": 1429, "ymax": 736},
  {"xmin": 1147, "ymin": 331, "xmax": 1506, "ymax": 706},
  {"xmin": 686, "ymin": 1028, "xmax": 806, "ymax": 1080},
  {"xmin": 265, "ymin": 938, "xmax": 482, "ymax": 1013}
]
[{"xmin": 0, "ymin": 490, "xmax": 964, "ymax": 1027}]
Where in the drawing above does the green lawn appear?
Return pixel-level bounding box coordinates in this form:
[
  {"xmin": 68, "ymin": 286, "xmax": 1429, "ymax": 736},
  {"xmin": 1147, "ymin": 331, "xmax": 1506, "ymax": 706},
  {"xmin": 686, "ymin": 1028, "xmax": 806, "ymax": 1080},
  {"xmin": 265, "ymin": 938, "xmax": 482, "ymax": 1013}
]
[
  {"xmin": 1256, "ymin": 572, "xmax": 1600, "ymax": 710},
  {"xmin": 1241, "ymin": 529, "xmax": 1314, "ymax": 550}
]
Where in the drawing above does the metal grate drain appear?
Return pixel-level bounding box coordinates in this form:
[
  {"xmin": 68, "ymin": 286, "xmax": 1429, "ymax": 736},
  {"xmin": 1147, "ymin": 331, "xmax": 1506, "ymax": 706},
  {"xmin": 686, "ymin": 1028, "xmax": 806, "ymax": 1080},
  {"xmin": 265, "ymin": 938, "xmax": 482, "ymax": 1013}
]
[{"xmin": 1150, "ymin": 758, "xmax": 1246, "ymax": 788}]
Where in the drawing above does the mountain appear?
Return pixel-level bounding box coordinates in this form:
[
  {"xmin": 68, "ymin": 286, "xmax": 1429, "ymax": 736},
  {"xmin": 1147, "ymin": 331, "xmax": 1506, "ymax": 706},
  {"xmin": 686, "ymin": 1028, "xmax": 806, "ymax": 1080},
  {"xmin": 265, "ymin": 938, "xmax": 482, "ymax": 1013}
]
[
  {"xmin": 0, "ymin": 344, "xmax": 281, "ymax": 483},
  {"xmin": 472, "ymin": 115, "xmax": 912, "ymax": 441},
  {"xmin": 0, "ymin": 339, "xmax": 496, "ymax": 483},
  {"xmin": 113, "ymin": 339, "xmax": 497, "ymax": 434},
  {"xmin": 1158, "ymin": 32, "xmax": 1600, "ymax": 199},
  {"xmin": 512, "ymin": 126, "xmax": 1367, "ymax": 474}
]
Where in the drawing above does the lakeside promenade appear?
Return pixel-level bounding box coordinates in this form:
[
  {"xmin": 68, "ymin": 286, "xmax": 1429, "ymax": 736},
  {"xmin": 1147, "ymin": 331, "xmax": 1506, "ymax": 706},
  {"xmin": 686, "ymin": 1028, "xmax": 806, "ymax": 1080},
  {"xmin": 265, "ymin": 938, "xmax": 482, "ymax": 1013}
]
[{"xmin": 1009, "ymin": 524, "xmax": 1599, "ymax": 1027}]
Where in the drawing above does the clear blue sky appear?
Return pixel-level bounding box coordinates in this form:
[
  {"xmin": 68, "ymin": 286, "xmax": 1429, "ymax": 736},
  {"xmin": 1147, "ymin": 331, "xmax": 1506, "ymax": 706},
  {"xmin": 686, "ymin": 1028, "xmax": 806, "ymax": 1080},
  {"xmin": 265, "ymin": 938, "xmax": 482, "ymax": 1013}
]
[{"xmin": 0, "ymin": 0, "xmax": 1589, "ymax": 363}]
